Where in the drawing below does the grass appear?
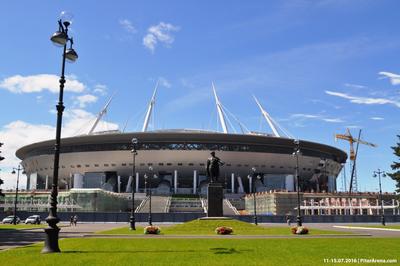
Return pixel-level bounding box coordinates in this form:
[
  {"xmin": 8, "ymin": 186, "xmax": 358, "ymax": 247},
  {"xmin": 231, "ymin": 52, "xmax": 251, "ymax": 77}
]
[
  {"xmin": 0, "ymin": 224, "xmax": 46, "ymax": 230},
  {"xmin": 0, "ymin": 238, "xmax": 399, "ymax": 265},
  {"xmin": 95, "ymin": 225, "xmax": 146, "ymax": 235},
  {"xmin": 96, "ymin": 219, "xmax": 348, "ymax": 235}
]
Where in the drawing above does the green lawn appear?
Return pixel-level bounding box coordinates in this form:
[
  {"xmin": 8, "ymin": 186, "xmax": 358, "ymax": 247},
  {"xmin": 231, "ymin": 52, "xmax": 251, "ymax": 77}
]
[
  {"xmin": 0, "ymin": 238, "xmax": 399, "ymax": 265},
  {"xmin": 97, "ymin": 219, "xmax": 348, "ymax": 235},
  {"xmin": 95, "ymin": 225, "xmax": 146, "ymax": 235},
  {"xmin": 0, "ymin": 224, "xmax": 46, "ymax": 230}
]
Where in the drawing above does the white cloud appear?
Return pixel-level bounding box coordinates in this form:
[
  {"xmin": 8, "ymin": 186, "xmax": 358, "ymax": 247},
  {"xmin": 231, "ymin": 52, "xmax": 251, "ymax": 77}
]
[
  {"xmin": 378, "ymin": 71, "xmax": 400, "ymax": 85},
  {"xmin": 344, "ymin": 83, "xmax": 366, "ymax": 89},
  {"xmin": 325, "ymin": 90, "xmax": 400, "ymax": 108},
  {"xmin": 322, "ymin": 118, "xmax": 344, "ymax": 123},
  {"xmin": 291, "ymin": 114, "xmax": 319, "ymax": 119},
  {"xmin": 143, "ymin": 34, "xmax": 157, "ymax": 52},
  {"xmin": 143, "ymin": 22, "xmax": 180, "ymax": 52},
  {"xmin": 370, "ymin": 117, "xmax": 384, "ymax": 120},
  {"xmin": 119, "ymin": 19, "xmax": 136, "ymax": 33},
  {"xmin": 75, "ymin": 94, "xmax": 98, "ymax": 108},
  {"xmin": 0, "ymin": 109, "xmax": 119, "ymax": 176},
  {"xmin": 290, "ymin": 113, "xmax": 344, "ymax": 123},
  {"xmin": 0, "ymin": 74, "xmax": 85, "ymax": 94},
  {"xmin": 158, "ymin": 77, "xmax": 171, "ymax": 88},
  {"xmin": 93, "ymin": 84, "xmax": 108, "ymax": 95}
]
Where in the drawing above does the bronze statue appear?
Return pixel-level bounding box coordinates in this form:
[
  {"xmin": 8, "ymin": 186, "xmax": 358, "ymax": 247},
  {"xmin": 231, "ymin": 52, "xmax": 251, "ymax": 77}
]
[{"xmin": 206, "ymin": 151, "xmax": 224, "ymax": 183}]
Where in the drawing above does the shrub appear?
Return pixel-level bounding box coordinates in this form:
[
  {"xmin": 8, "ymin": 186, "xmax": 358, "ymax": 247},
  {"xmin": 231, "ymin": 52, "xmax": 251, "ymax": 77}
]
[
  {"xmin": 144, "ymin": 225, "xmax": 161, "ymax": 234},
  {"xmin": 215, "ymin": 226, "xmax": 233, "ymax": 235},
  {"xmin": 291, "ymin": 227, "xmax": 297, "ymax": 234},
  {"xmin": 291, "ymin": 226, "xmax": 309, "ymax": 235}
]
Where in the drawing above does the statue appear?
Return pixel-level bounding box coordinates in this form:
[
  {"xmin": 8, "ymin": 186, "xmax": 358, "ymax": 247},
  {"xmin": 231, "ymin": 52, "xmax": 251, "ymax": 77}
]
[{"xmin": 206, "ymin": 151, "xmax": 224, "ymax": 183}]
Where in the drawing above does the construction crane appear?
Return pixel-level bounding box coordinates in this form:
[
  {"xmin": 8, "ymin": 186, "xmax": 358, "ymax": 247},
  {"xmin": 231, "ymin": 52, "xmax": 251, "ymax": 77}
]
[{"xmin": 335, "ymin": 128, "xmax": 377, "ymax": 193}]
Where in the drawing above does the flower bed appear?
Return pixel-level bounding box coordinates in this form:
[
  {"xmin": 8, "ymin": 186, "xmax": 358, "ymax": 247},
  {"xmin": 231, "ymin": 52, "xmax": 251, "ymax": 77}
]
[
  {"xmin": 215, "ymin": 226, "xmax": 233, "ymax": 235},
  {"xmin": 291, "ymin": 226, "xmax": 309, "ymax": 235},
  {"xmin": 144, "ymin": 225, "xmax": 161, "ymax": 234}
]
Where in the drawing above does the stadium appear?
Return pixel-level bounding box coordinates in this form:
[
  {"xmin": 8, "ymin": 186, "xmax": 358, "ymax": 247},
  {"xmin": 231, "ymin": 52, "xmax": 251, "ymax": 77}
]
[{"xmin": 15, "ymin": 86, "xmax": 347, "ymax": 197}]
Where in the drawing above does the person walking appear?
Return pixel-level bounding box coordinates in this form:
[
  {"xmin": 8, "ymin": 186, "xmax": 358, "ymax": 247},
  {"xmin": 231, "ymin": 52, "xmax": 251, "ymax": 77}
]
[
  {"xmin": 69, "ymin": 216, "xmax": 74, "ymax": 226},
  {"xmin": 73, "ymin": 214, "xmax": 78, "ymax": 226},
  {"xmin": 286, "ymin": 215, "xmax": 291, "ymax": 226}
]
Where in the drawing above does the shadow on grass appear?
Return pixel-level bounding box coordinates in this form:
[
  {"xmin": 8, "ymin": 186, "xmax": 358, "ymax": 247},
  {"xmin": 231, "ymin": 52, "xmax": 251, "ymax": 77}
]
[
  {"xmin": 61, "ymin": 247, "xmax": 253, "ymax": 255},
  {"xmin": 0, "ymin": 230, "xmax": 45, "ymax": 248},
  {"xmin": 210, "ymin": 247, "xmax": 243, "ymax": 254}
]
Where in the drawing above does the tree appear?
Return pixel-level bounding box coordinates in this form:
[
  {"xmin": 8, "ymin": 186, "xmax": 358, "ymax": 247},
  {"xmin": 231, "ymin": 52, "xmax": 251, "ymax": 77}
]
[
  {"xmin": 0, "ymin": 142, "xmax": 4, "ymax": 197},
  {"xmin": 388, "ymin": 135, "xmax": 400, "ymax": 194},
  {"xmin": 0, "ymin": 178, "xmax": 4, "ymax": 197}
]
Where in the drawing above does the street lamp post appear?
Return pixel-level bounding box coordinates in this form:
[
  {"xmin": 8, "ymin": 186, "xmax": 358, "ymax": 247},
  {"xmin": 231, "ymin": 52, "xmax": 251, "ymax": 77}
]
[
  {"xmin": 373, "ymin": 169, "xmax": 386, "ymax": 226},
  {"xmin": 129, "ymin": 138, "xmax": 138, "ymax": 230},
  {"xmin": 147, "ymin": 167, "xmax": 157, "ymax": 226},
  {"xmin": 248, "ymin": 167, "xmax": 260, "ymax": 225},
  {"xmin": 11, "ymin": 165, "xmax": 23, "ymax": 225},
  {"xmin": 293, "ymin": 139, "xmax": 302, "ymax": 227},
  {"xmin": 43, "ymin": 12, "xmax": 78, "ymax": 254}
]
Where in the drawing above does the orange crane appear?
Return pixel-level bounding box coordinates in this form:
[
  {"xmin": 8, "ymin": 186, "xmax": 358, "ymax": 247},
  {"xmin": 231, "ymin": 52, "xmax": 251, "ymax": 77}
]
[{"xmin": 335, "ymin": 128, "xmax": 377, "ymax": 193}]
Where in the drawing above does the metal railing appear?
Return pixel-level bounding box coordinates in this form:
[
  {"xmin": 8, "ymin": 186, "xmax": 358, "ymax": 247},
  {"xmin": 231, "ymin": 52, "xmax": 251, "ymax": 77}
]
[
  {"xmin": 164, "ymin": 196, "xmax": 171, "ymax": 213},
  {"xmin": 224, "ymin": 198, "xmax": 240, "ymax": 215},
  {"xmin": 135, "ymin": 196, "xmax": 149, "ymax": 213},
  {"xmin": 200, "ymin": 197, "xmax": 207, "ymax": 213}
]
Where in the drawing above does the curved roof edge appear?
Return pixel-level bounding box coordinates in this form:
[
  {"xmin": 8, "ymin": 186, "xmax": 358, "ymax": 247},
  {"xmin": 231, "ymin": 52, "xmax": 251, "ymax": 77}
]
[{"xmin": 16, "ymin": 131, "xmax": 347, "ymax": 163}]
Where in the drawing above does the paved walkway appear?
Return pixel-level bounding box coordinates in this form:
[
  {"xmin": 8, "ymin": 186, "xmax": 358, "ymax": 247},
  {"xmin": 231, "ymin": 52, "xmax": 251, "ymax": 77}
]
[{"xmin": 1, "ymin": 222, "xmax": 400, "ymax": 251}]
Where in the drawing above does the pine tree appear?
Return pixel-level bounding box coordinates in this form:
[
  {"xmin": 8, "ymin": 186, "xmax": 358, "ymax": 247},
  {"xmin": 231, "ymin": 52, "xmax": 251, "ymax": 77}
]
[{"xmin": 388, "ymin": 135, "xmax": 400, "ymax": 194}]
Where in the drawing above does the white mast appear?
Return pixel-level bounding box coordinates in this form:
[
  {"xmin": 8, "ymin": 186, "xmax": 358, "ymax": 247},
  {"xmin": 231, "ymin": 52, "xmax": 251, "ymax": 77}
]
[
  {"xmin": 212, "ymin": 82, "xmax": 228, "ymax": 134},
  {"xmin": 253, "ymin": 95, "xmax": 280, "ymax": 137},
  {"xmin": 142, "ymin": 81, "xmax": 158, "ymax": 132},
  {"xmin": 88, "ymin": 93, "xmax": 115, "ymax": 135}
]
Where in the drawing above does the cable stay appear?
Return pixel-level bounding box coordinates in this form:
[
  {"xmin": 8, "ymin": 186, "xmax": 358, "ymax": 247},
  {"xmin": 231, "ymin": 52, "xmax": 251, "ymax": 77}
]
[
  {"xmin": 253, "ymin": 95, "xmax": 280, "ymax": 137},
  {"xmin": 267, "ymin": 114, "xmax": 295, "ymax": 139},
  {"xmin": 88, "ymin": 92, "xmax": 117, "ymax": 135},
  {"xmin": 252, "ymin": 95, "xmax": 293, "ymax": 138},
  {"xmin": 142, "ymin": 81, "xmax": 159, "ymax": 132},
  {"xmin": 212, "ymin": 82, "xmax": 228, "ymax": 134},
  {"xmin": 220, "ymin": 103, "xmax": 251, "ymax": 134}
]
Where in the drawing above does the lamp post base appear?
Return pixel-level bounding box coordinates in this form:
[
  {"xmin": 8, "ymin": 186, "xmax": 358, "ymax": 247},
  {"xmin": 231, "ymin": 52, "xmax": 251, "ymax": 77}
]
[
  {"xmin": 129, "ymin": 215, "xmax": 136, "ymax": 230},
  {"xmin": 254, "ymin": 215, "xmax": 258, "ymax": 225},
  {"xmin": 41, "ymin": 226, "xmax": 61, "ymax": 253}
]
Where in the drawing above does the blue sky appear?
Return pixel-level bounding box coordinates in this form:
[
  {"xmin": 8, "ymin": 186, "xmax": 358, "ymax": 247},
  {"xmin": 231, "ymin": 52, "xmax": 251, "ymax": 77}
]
[{"xmin": 0, "ymin": 0, "xmax": 399, "ymax": 192}]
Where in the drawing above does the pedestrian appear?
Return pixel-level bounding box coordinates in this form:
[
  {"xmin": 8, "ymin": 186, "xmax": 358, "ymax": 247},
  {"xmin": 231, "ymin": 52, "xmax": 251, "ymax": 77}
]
[
  {"xmin": 69, "ymin": 216, "xmax": 74, "ymax": 227},
  {"xmin": 286, "ymin": 215, "xmax": 291, "ymax": 226},
  {"xmin": 73, "ymin": 214, "xmax": 78, "ymax": 226}
]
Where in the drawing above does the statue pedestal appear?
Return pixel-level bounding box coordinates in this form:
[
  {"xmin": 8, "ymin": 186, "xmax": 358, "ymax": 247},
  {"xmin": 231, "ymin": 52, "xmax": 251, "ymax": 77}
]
[{"xmin": 207, "ymin": 183, "xmax": 223, "ymax": 217}]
